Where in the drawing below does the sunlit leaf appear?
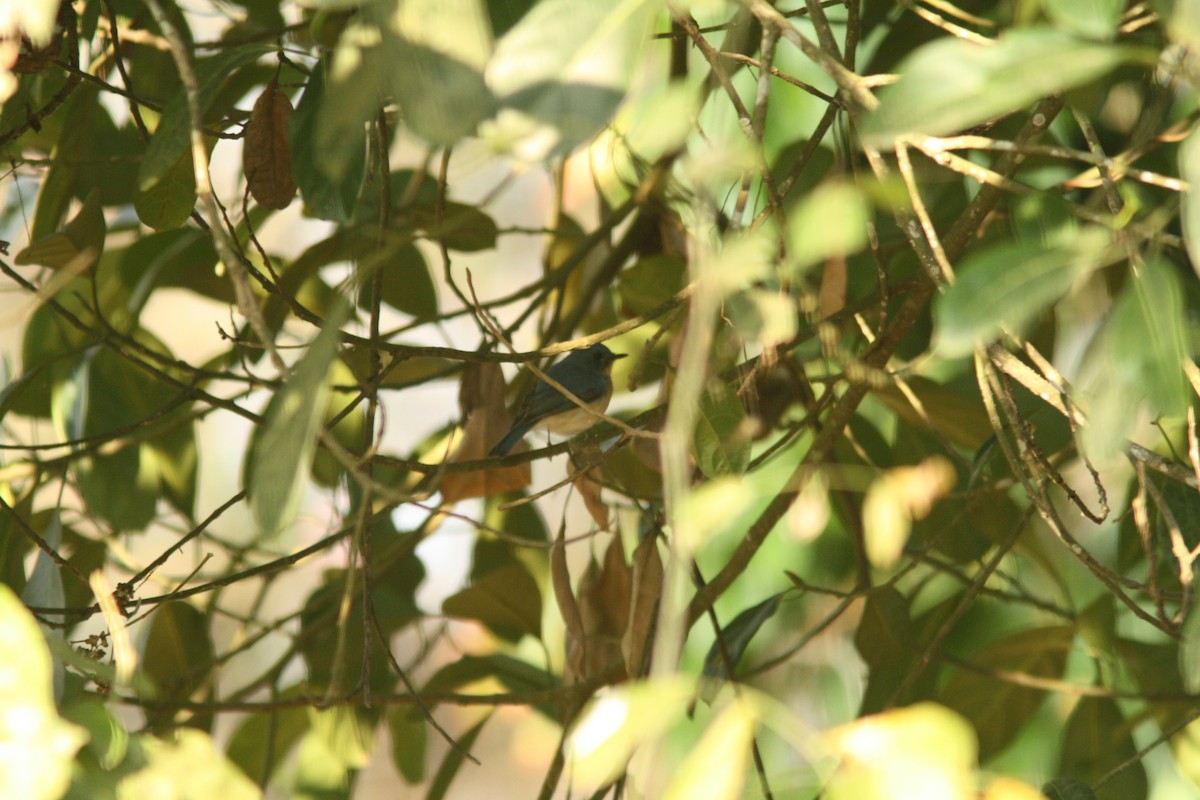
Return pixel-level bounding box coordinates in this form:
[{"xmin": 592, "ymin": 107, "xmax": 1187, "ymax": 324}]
[
  {"xmin": 862, "ymin": 28, "xmax": 1133, "ymax": 146},
  {"xmin": 0, "ymin": 584, "xmax": 87, "ymax": 800},
  {"xmin": 566, "ymin": 678, "xmax": 695, "ymax": 791},
  {"xmin": 787, "ymin": 180, "xmax": 870, "ymax": 273},
  {"xmin": 1043, "ymin": 0, "xmax": 1125, "ymax": 41},
  {"xmin": 662, "ymin": 699, "xmax": 758, "ymax": 800},
  {"xmin": 825, "ymin": 703, "xmax": 977, "ymax": 800}
]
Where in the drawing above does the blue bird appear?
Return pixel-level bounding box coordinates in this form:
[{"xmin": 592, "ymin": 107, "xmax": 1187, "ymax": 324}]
[{"xmin": 489, "ymin": 344, "xmax": 626, "ymax": 457}]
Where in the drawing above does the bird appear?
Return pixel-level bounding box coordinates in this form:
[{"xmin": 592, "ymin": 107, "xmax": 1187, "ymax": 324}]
[{"xmin": 489, "ymin": 343, "xmax": 626, "ymax": 457}]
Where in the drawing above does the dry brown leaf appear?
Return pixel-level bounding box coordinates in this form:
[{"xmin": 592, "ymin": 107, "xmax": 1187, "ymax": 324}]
[
  {"xmin": 569, "ymin": 455, "xmax": 610, "ymax": 530},
  {"xmin": 243, "ymin": 78, "xmax": 297, "ymax": 210},
  {"xmin": 817, "ymin": 256, "xmax": 847, "ymax": 319},
  {"xmin": 622, "ymin": 534, "xmax": 662, "ymax": 677},
  {"xmin": 575, "ymin": 537, "xmax": 631, "ymax": 683},
  {"xmin": 441, "ymin": 362, "xmax": 530, "ymax": 502},
  {"xmin": 552, "ymin": 533, "xmax": 586, "ymax": 686}
]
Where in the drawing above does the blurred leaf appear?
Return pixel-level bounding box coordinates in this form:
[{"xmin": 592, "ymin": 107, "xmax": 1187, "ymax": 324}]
[
  {"xmin": 787, "ymin": 181, "xmax": 869, "ymax": 273},
  {"xmin": 725, "ymin": 289, "xmax": 799, "ymax": 350},
  {"xmin": 1181, "ymin": 602, "xmax": 1200, "ymax": 694},
  {"xmin": 66, "ymin": 346, "xmax": 175, "ymax": 533},
  {"xmin": 248, "ymin": 304, "xmax": 348, "ymax": 539},
  {"xmin": 825, "ymin": 703, "xmax": 977, "ymax": 800},
  {"xmin": 243, "ymin": 77, "xmax": 297, "ymax": 210},
  {"xmin": 143, "ymin": 601, "xmax": 214, "ymax": 731},
  {"xmin": 874, "ymin": 377, "xmax": 993, "ymax": 450},
  {"xmin": 290, "ymin": 57, "xmax": 366, "ymax": 222},
  {"xmin": 293, "ymin": 707, "xmax": 371, "ymax": 799},
  {"xmin": 702, "ymin": 593, "xmax": 782, "ymax": 681},
  {"xmin": 380, "ymin": 0, "xmax": 493, "ymax": 145},
  {"xmin": 442, "ymin": 560, "xmax": 542, "ymax": 641},
  {"xmin": 388, "ymin": 709, "xmax": 427, "ymax": 784},
  {"xmin": 617, "ymin": 255, "xmax": 686, "ymax": 315},
  {"xmin": 565, "ymin": 678, "xmax": 695, "ymax": 791},
  {"xmin": 862, "ymin": 28, "xmax": 1132, "ymax": 146},
  {"xmin": 1058, "ymin": 698, "xmax": 1146, "ymax": 800},
  {"xmin": 424, "ymin": 653, "xmax": 557, "ymax": 696},
  {"xmin": 226, "ymin": 690, "xmax": 310, "ymax": 785},
  {"xmin": 1082, "ymin": 258, "xmax": 1190, "ymax": 458},
  {"xmin": 934, "ymin": 229, "xmax": 1111, "ymax": 357},
  {"xmin": 863, "ymin": 456, "xmax": 956, "ymax": 570},
  {"xmin": 311, "ymin": 361, "xmax": 366, "ymax": 489},
  {"xmin": 1043, "ymin": 777, "xmax": 1099, "ymax": 800},
  {"xmin": 693, "ymin": 382, "xmax": 750, "ymax": 477},
  {"xmin": 426, "ymin": 713, "xmax": 488, "ymax": 800},
  {"xmin": 662, "ymin": 698, "xmax": 757, "ymax": 800},
  {"xmin": 940, "ymin": 626, "xmax": 1073, "ymax": 760},
  {"xmin": 410, "ymin": 200, "xmax": 499, "ymax": 252},
  {"xmin": 0, "ymin": 584, "xmax": 87, "ymax": 799},
  {"xmin": 1043, "ymin": 0, "xmax": 1124, "ymax": 40},
  {"xmin": 354, "ymin": 233, "xmax": 438, "ymax": 319},
  {"xmin": 484, "ymin": 0, "xmax": 653, "ymax": 159}
]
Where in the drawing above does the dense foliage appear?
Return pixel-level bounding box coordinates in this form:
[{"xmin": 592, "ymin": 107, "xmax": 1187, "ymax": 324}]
[{"xmin": 3, "ymin": 0, "xmax": 1200, "ymax": 798}]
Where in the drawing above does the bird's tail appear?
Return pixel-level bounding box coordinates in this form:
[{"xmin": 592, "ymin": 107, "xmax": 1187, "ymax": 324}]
[{"xmin": 489, "ymin": 423, "xmax": 532, "ymax": 457}]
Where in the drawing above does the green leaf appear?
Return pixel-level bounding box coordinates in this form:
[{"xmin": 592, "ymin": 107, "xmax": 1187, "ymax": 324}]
[
  {"xmin": 17, "ymin": 187, "xmax": 107, "ymax": 270},
  {"xmin": 354, "ymin": 234, "xmax": 438, "ymax": 320},
  {"xmin": 617, "ymin": 255, "xmax": 686, "ymax": 315},
  {"xmin": 226, "ymin": 687, "xmax": 310, "ymax": 785},
  {"xmin": 662, "ymin": 698, "xmax": 758, "ymax": 800},
  {"xmin": 290, "ymin": 57, "xmax": 367, "ymax": 222},
  {"xmin": 377, "ymin": 0, "xmax": 493, "ymax": 145},
  {"xmin": 442, "ymin": 561, "xmax": 542, "ymax": 641},
  {"xmin": 1082, "ymin": 258, "xmax": 1190, "ymax": 457},
  {"xmin": 939, "ymin": 626, "xmax": 1073, "ymax": 760},
  {"xmin": 862, "ymin": 28, "xmax": 1134, "ymax": 146},
  {"xmin": 293, "ymin": 707, "xmax": 370, "ymax": 799},
  {"xmin": 565, "ymin": 677, "xmax": 695, "ymax": 790},
  {"xmin": 484, "ymin": 0, "xmax": 653, "ymax": 158},
  {"xmin": 424, "ymin": 654, "xmax": 557, "ymax": 696},
  {"xmin": 1113, "ymin": 257, "xmax": 1189, "ymax": 418},
  {"xmin": 1043, "ymin": 777, "xmax": 1099, "ymax": 800},
  {"xmin": 0, "ymin": 585, "xmax": 86, "ymax": 800},
  {"xmin": 702, "ymin": 593, "xmax": 783, "ymax": 680},
  {"xmin": 134, "ymin": 151, "xmax": 198, "ymax": 231},
  {"xmin": 933, "ymin": 229, "xmax": 1111, "ymax": 357},
  {"xmin": 1057, "ymin": 698, "xmax": 1147, "ymax": 800},
  {"xmin": 1043, "ymin": 0, "xmax": 1125, "ymax": 40},
  {"xmin": 137, "ymin": 46, "xmax": 271, "ymax": 194},
  {"xmin": 388, "ymin": 709, "xmax": 427, "ymax": 784},
  {"xmin": 143, "ymin": 602, "xmax": 215, "ymax": 716},
  {"xmin": 825, "ymin": 703, "xmax": 976, "ymax": 800},
  {"xmin": 248, "ymin": 304, "xmax": 348, "ymax": 539},
  {"xmin": 786, "ymin": 180, "xmax": 869, "ymax": 273},
  {"xmin": 118, "ymin": 729, "xmax": 259, "ymax": 799},
  {"xmin": 426, "ymin": 713, "xmax": 488, "ymax": 800},
  {"xmin": 1180, "ymin": 602, "xmax": 1200, "ymax": 694},
  {"xmin": 692, "ymin": 382, "xmax": 750, "ymax": 477}
]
